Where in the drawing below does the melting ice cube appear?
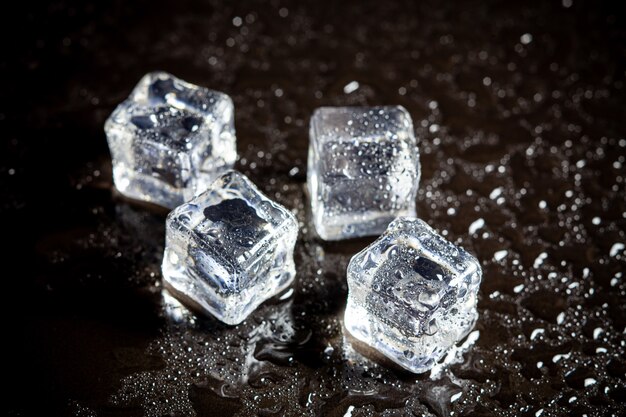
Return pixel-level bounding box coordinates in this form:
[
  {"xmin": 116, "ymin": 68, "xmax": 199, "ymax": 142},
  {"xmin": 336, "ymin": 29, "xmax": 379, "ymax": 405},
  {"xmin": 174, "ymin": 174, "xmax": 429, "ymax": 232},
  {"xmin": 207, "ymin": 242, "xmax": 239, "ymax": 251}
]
[
  {"xmin": 307, "ymin": 106, "xmax": 420, "ymax": 240},
  {"xmin": 105, "ymin": 71, "xmax": 236, "ymax": 208},
  {"xmin": 161, "ymin": 171, "xmax": 298, "ymax": 325},
  {"xmin": 344, "ymin": 217, "xmax": 482, "ymax": 373}
]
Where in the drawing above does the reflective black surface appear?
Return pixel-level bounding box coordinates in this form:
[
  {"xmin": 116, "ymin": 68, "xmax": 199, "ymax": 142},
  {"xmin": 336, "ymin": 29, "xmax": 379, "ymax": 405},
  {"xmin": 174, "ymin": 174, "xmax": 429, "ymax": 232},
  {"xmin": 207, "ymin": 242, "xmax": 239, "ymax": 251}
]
[{"xmin": 3, "ymin": 1, "xmax": 625, "ymax": 416}]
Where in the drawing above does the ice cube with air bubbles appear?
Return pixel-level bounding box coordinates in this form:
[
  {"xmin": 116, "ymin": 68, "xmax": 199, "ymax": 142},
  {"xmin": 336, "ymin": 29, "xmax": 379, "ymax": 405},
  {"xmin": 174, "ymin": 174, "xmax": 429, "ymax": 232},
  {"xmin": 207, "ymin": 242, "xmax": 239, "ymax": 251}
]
[
  {"xmin": 307, "ymin": 106, "xmax": 420, "ymax": 240},
  {"xmin": 344, "ymin": 217, "xmax": 482, "ymax": 373},
  {"xmin": 161, "ymin": 170, "xmax": 298, "ymax": 325},
  {"xmin": 105, "ymin": 71, "xmax": 236, "ymax": 208}
]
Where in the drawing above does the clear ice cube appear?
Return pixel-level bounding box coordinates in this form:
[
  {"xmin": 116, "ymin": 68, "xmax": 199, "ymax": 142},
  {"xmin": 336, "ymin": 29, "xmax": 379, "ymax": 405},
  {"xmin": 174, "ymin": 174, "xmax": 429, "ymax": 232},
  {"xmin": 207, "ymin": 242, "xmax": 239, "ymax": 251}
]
[
  {"xmin": 344, "ymin": 218, "xmax": 482, "ymax": 373},
  {"xmin": 161, "ymin": 170, "xmax": 298, "ymax": 325},
  {"xmin": 105, "ymin": 71, "xmax": 236, "ymax": 208},
  {"xmin": 307, "ymin": 106, "xmax": 420, "ymax": 240}
]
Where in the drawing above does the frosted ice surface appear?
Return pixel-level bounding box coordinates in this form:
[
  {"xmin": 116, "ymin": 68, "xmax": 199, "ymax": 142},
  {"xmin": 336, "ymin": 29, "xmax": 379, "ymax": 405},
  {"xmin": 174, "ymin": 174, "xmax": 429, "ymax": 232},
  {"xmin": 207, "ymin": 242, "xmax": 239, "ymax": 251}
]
[
  {"xmin": 105, "ymin": 71, "xmax": 236, "ymax": 208},
  {"xmin": 344, "ymin": 217, "xmax": 482, "ymax": 373},
  {"xmin": 161, "ymin": 171, "xmax": 298, "ymax": 325},
  {"xmin": 307, "ymin": 106, "xmax": 420, "ymax": 240}
]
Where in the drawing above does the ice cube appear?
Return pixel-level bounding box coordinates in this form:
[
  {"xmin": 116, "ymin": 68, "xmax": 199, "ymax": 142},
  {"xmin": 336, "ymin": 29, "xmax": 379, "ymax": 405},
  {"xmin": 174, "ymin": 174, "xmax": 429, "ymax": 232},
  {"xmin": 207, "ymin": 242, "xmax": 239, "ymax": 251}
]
[
  {"xmin": 105, "ymin": 71, "xmax": 236, "ymax": 208},
  {"xmin": 344, "ymin": 217, "xmax": 482, "ymax": 373},
  {"xmin": 161, "ymin": 170, "xmax": 298, "ymax": 325},
  {"xmin": 307, "ymin": 106, "xmax": 420, "ymax": 240}
]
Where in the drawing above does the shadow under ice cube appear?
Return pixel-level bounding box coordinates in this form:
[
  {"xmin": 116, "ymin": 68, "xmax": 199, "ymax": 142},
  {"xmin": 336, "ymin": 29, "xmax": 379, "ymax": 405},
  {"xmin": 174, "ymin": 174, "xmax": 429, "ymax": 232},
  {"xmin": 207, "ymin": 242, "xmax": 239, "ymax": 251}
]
[
  {"xmin": 307, "ymin": 106, "xmax": 420, "ymax": 240},
  {"xmin": 105, "ymin": 71, "xmax": 236, "ymax": 208},
  {"xmin": 161, "ymin": 171, "xmax": 298, "ymax": 325},
  {"xmin": 344, "ymin": 218, "xmax": 482, "ymax": 373}
]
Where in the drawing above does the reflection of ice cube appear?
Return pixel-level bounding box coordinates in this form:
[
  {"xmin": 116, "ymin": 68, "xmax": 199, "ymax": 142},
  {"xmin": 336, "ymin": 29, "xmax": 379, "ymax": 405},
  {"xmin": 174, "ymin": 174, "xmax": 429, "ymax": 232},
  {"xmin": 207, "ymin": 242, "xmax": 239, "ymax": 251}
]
[
  {"xmin": 161, "ymin": 289, "xmax": 198, "ymax": 326},
  {"xmin": 344, "ymin": 218, "xmax": 482, "ymax": 373},
  {"xmin": 161, "ymin": 171, "xmax": 298, "ymax": 325},
  {"xmin": 160, "ymin": 288, "xmax": 301, "ymax": 388},
  {"xmin": 105, "ymin": 72, "xmax": 236, "ymax": 208},
  {"xmin": 307, "ymin": 106, "xmax": 420, "ymax": 240}
]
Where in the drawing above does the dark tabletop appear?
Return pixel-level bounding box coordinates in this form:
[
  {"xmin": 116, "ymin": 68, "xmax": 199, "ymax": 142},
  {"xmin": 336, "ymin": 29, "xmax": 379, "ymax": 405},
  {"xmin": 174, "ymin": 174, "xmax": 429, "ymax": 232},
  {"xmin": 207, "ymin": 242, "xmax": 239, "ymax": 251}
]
[{"xmin": 3, "ymin": 0, "xmax": 626, "ymax": 416}]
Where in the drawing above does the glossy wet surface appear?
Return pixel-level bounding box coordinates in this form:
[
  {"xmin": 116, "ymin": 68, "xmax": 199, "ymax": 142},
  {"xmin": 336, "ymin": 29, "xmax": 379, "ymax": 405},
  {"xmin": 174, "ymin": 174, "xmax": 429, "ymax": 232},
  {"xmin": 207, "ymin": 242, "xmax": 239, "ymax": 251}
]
[{"xmin": 3, "ymin": 1, "xmax": 625, "ymax": 416}]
